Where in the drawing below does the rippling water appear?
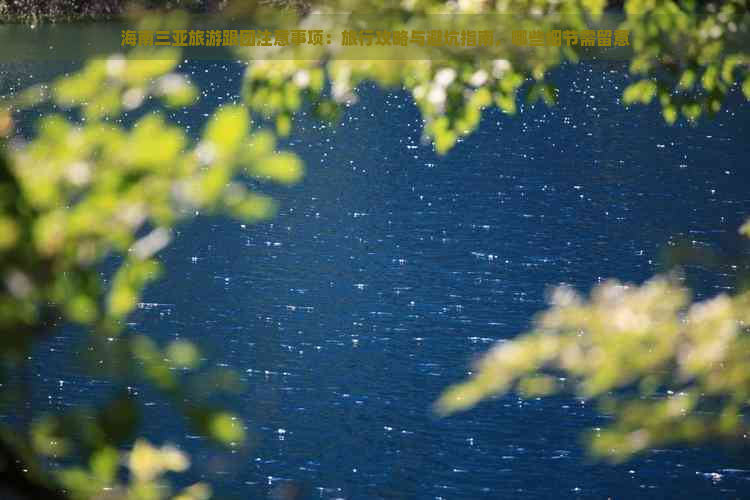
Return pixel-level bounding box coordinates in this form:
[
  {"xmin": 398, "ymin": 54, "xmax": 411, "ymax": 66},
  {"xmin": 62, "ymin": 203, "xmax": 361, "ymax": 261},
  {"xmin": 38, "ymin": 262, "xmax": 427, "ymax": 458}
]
[{"xmin": 24, "ymin": 61, "xmax": 750, "ymax": 498}]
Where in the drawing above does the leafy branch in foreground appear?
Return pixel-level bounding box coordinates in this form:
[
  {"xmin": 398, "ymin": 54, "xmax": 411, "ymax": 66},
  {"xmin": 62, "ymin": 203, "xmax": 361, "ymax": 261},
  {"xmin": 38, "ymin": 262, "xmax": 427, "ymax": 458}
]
[
  {"xmin": 1, "ymin": 14, "xmax": 302, "ymax": 500},
  {"xmin": 622, "ymin": 0, "xmax": 750, "ymax": 123},
  {"xmin": 436, "ymin": 224, "xmax": 750, "ymax": 462},
  {"xmin": 236, "ymin": 0, "xmax": 749, "ymax": 153}
]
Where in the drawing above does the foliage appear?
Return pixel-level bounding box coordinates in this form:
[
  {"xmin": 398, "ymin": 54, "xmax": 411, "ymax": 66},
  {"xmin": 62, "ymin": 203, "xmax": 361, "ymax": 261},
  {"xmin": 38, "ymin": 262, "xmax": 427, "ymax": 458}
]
[
  {"xmin": 436, "ymin": 267, "xmax": 750, "ymax": 462},
  {"xmin": 239, "ymin": 0, "xmax": 608, "ymax": 153},
  {"xmin": 237, "ymin": 0, "xmax": 749, "ymax": 152},
  {"xmin": 0, "ymin": 13, "xmax": 302, "ymax": 499},
  {"xmin": 622, "ymin": 0, "xmax": 750, "ymax": 123}
]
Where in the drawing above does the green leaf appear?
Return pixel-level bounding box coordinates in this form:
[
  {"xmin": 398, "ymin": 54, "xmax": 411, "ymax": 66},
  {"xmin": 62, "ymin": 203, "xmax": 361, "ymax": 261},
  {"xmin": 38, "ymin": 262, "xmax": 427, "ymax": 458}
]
[
  {"xmin": 90, "ymin": 446, "xmax": 119, "ymax": 484},
  {"xmin": 107, "ymin": 259, "xmax": 162, "ymax": 317},
  {"xmin": 204, "ymin": 105, "xmax": 250, "ymax": 160},
  {"xmin": 678, "ymin": 69, "xmax": 695, "ymax": 90},
  {"xmin": 496, "ymin": 93, "xmax": 517, "ymax": 114},
  {"xmin": 682, "ymin": 102, "xmax": 702, "ymax": 121},
  {"xmin": 663, "ymin": 105, "xmax": 678, "ymax": 124},
  {"xmin": 739, "ymin": 219, "xmax": 750, "ymax": 238},
  {"xmin": 208, "ymin": 412, "xmax": 246, "ymax": 446},
  {"xmin": 249, "ymin": 152, "xmax": 303, "ymax": 185},
  {"xmin": 166, "ymin": 339, "xmax": 201, "ymax": 369},
  {"xmin": 623, "ymin": 80, "xmax": 657, "ymax": 105},
  {"xmin": 127, "ymin": 114, "xmax": 186, "ymax": 169},
  {"xmin": 226, "ymin": 192, "xmax": 277, "ymax": 222},
  {"xmin": 702, "ymin": 65, "xmax": 718, "ymax": 91},
  {"xmin": 57, "ymin": 467, "xmax": 97, "ymax": 498},
  {"xmin": 123, "ymin": 55, "xmax": 180, "ymax": 86}
]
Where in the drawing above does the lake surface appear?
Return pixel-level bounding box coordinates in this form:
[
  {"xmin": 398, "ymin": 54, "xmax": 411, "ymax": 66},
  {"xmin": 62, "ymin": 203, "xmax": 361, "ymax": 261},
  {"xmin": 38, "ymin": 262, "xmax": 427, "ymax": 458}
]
[{"xmin": 25, "ymin": 60, "xmax": 750, "ymax": 498}]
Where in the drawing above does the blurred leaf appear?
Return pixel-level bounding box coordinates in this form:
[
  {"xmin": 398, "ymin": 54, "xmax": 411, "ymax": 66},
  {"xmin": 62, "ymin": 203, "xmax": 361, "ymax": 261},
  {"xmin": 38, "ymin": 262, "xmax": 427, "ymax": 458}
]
[
  {"xmin": 208, "ymin": 412, "xmax": 246, "ymax": 446},
  {"xmin": 204, "ymin": 105, "xmax": 250, "ymax": 160},
  {"xmin": 166, "ymin": 339, "xmax": 201, "ymax": 369},
  {"xmin": 623, "ymin": 80, "xmax": 656, "ymax": 105},
  {"xmin": 90, "ymin": 446, "xmax": 119, "ymax": 484},
  {"xmin": 249, "ymin": 152, "xmax": 303, "ymax": 185}
]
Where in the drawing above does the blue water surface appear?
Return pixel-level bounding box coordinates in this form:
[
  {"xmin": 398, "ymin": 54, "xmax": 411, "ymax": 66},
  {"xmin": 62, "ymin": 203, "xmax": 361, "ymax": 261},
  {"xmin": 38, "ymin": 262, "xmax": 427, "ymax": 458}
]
[{"xmin": 28, "ymin": 60, "xmax": 750, "ymax": 499}]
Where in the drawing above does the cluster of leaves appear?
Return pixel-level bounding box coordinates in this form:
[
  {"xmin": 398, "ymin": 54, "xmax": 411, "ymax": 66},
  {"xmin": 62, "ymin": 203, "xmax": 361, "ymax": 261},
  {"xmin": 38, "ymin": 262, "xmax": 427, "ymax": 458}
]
[
  {"xmin": 622, "ymin": 0, "xmax": 750, "ymax": 123},
  {"xmin": 239, "ymin": 0, "xmax": 608, "ymax": 152},
  {"xmin": 55, "ymin": 439, "xmax": 211, "ymax": 500},
  {"xmin": 436, "ymin": 242, "xmax": 750, "ymax": 462},
  {"xmin": 237, "ymin": 0, "xmax": 749, "ymax": 152},
  {"xmin": 1, "ymin": 13, "xmax": 302, "ymax": 500}
]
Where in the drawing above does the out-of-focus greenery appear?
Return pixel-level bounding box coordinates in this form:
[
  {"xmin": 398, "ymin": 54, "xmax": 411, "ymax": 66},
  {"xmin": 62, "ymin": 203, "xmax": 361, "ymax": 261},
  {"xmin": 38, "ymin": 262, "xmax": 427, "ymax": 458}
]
[
  {"xmin": 2, "ymin": 0, "xmax": 750, "ymax": 498},
  {"xmin": 238, "ymin": 0, "xmax": 609, "ymax": 153},
  {"xmin": 622, "ymin": 0, "xmax": 750, "ymax": 123},
  {"xmin": 436, "ymin": 263, "xmax": 750, "ymax": 461},
  {"xmin": 237, "ymin": 0, "xmax": 749, "ymax": 152},
  {"xmin": 1, "ymin": 12, "xmax": 302, "ymax": 499}
]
